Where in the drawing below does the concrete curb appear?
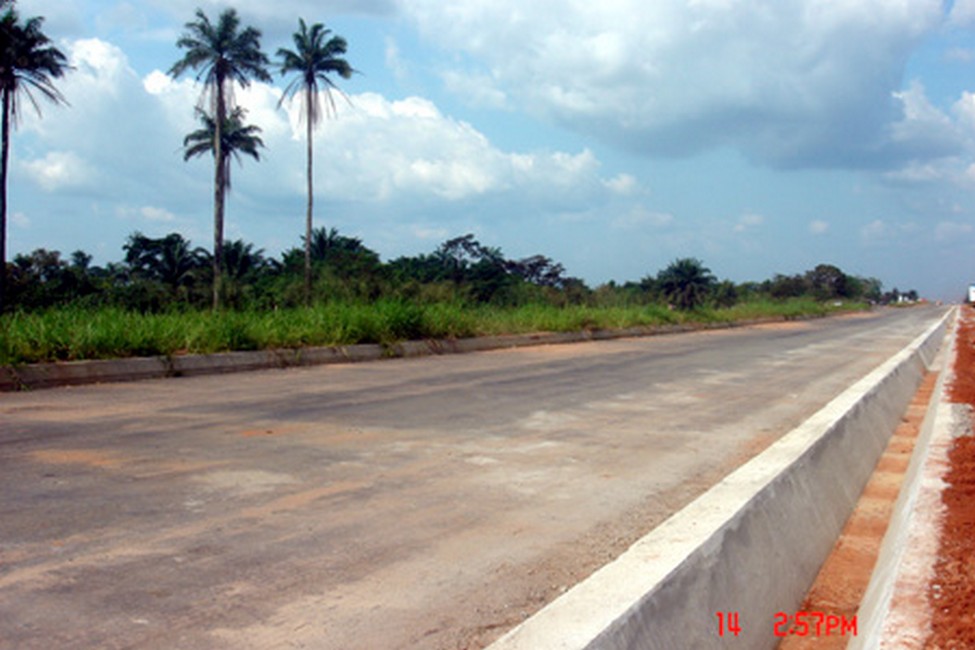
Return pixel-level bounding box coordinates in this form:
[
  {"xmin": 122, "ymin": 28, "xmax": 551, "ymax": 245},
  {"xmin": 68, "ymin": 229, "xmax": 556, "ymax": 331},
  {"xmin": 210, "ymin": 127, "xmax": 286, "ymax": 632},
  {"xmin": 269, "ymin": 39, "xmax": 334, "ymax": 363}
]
[
  {"xmin": 486, "ymin": 309, "xmax": 953, "ymax": 650},
  {"xmin": 0, "ymin": 317, "xmax": 786, "ymax": 392}
]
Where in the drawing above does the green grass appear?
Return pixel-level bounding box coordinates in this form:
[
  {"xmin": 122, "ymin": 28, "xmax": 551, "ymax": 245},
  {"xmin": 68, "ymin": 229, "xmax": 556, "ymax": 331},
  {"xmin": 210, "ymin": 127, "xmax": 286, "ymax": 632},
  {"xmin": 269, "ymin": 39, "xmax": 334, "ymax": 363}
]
[{"xmin": 0, "ymin": 299, "xmax": 865, "ymax": 366}]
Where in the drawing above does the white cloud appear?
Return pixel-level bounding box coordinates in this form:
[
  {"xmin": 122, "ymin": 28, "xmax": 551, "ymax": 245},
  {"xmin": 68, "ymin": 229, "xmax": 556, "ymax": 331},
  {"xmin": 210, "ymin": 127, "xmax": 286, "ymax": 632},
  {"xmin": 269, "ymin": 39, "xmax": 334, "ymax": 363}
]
[
  {"xmin": 21, "ymin": 151, "xmax": 94, "ymax": 191},
  {"xmin": 809, "ymin": 220, "xmax": 829, "ymax": 235},
  {"xmin": 140, "ymin": 206, "xmax": 178, "ymax": 223},
  {"xmin": 611, "ymin": 206, "xmax": 674, "ymax": 230},
  {"xmin": 409, "ymin": 224, "xmax": 450, "ymax": 241},
  {"xmin": 881, "ymin": 84, "xmax": 975, "ymax": 183},
  {"xmin": 604, "ymin": 173, "xmax": 637, "ymax": 195},
  {"xmin": 953, "ymin": 91, "xmax": 975, "ymax": 133},
  {"xmin": 945, "ymin": 47, "xmax": 975, "ymax": 63},
  {"xmin": 19, "ymin": 38, "xmax": 131, "ymax": 138},
  {"xmin": 403, "ymin": 0, "xmax": 944, "ymax": 168},
  {"xmin": 888, "ymin": 81, "xmax": 963, "ymax": 158},
  {"xmin": 385, "ymin": 37, "xmax": 410, "ymax": 85},
  {"xmin": 884, "ymin": 159, "xmax": 953, "ymax": 185},
  {"xmin": 734, "ymin": 213, "xmax": 764, "ymax": 233},
  {"xmin": 143, "ymin": 69, "xmax": 175, "ymax": 95},
  {"xmin": 11, "ymin": 212, "xmax": 30, "ymax": 229},
  {"xmin": 441, "ymin": 70, "xmax": 507, "ymax": 110},
  {"xmin": 949, "ymin": 0, "xmax": 975, "ymax": 27},
  {"xmin": 19, "ymin": 39, "xmax": 187, "ymax": 177},
  {"xmin": 63, "ymin": 38, "xmax": 131, "ymax": 101},
  {"xmin": 269, "ymin": 92, "xmax": 618, "ymax": 205},
  {"xmin": 935, "ymin": 220, "xmax": 974, "ymax": 241},
  {"xmin": 861, "ymin": 219, "xmax": 888, "ymax": 240}
]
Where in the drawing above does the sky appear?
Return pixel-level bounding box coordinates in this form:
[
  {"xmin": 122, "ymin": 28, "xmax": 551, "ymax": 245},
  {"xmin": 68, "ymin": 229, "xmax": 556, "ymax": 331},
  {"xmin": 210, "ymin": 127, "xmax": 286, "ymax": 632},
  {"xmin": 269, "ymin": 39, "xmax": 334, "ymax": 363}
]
[{"xmin": 8, "ymin": 0, "xmax": 975, "ymax": 300}]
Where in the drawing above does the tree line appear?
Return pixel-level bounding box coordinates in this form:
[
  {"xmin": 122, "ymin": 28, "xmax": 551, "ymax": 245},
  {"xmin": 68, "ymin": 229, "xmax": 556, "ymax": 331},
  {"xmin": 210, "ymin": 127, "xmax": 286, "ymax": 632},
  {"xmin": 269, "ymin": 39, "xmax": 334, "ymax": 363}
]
[{"xmin": 5, "ymin": 228, "xmax": 905, "ymax": 313}]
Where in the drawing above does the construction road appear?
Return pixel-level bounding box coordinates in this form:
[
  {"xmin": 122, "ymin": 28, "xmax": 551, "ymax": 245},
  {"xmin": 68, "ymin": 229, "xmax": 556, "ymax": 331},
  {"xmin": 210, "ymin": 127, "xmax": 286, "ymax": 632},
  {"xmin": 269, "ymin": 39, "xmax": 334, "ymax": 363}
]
[{"xmin": 0, "ymin": 306, "xmax": 949, "ymax": 649}]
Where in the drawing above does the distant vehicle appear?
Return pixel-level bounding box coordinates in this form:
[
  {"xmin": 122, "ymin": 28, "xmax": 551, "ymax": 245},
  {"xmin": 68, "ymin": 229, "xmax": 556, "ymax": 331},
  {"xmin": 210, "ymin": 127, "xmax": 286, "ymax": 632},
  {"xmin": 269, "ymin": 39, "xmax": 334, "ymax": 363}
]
[{"xmin": 969, "ymin": 284, "xmax": 975, "ymax": 303}]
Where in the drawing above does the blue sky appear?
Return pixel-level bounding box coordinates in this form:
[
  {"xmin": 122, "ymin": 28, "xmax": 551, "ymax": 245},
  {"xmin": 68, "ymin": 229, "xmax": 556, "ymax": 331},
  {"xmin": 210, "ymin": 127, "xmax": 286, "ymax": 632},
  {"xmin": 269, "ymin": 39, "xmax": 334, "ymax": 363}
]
[{"xmin": 8, "ymin": 0, "xmax": 975, "ymax": 300}]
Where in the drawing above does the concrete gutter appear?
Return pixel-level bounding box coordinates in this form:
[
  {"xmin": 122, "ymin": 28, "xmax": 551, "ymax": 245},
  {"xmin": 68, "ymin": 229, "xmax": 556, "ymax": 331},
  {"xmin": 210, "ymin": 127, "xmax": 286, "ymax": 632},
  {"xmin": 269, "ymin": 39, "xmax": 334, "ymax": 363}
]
[
  {"xmin": 849, "ymin": 311, "xmax": 959, "ymax": 649},
  {"xmin": 0, "ymin": 318, "xmax": 785, "ymax": 392},
  {"xmin": 486, "ymin": 309, "xmax": 953, "ymax": 650}
]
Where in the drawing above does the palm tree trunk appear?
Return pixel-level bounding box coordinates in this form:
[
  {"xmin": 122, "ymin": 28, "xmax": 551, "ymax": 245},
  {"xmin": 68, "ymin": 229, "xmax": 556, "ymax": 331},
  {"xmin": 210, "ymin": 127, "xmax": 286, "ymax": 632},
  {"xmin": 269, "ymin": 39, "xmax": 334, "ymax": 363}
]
[
  {"xmin": 304, "ymin": 89, "xmax": 314, "ymax": 305},
  {"xmin": 212, "ymin": 86, "xmax": 226, "ymax": 311},
  {"xmin": 213, "ymin": 156, "xmax": 224, "ymax": 311},
  {"xmin": 0, "ymin": 90, "xmax": 10, "ymax": 314}
]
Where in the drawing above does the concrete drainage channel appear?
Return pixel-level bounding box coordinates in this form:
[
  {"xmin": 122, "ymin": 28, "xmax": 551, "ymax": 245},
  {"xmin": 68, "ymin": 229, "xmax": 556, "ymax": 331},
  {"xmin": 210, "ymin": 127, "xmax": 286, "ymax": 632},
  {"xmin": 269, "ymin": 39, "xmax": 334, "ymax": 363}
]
[
  {"xmin": 849, "ymin": 310, "xmax": 961, "ymax": 648},
  {"xmin": 487, "ymin": 309, "xmax": 954, "ymax": 650}
]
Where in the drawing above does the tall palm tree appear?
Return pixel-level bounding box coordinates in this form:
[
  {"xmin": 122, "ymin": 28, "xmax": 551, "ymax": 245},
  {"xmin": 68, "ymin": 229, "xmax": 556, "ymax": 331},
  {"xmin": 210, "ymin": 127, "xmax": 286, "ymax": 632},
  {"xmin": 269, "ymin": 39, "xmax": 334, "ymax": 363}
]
[
  {"xmin": 277, "ymin": 18, "xmax": 354, "ymax": 304},
  {"xmin": 0, "ymin": 6, "xmax": 68, "ymax": 313},
  {"xmin": 169, "ymin": 8, "xmax": 270, "ymax": 310}
]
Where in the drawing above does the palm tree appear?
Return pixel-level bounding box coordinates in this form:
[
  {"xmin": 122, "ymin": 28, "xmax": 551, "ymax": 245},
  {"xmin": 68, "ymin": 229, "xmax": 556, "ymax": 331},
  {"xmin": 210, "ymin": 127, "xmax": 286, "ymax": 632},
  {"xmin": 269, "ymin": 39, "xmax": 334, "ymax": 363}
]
[
  {"xmin": 277, "ymin": 18, "xmax": 354, "ymax": 304},
  {"xmin": 220, "ymin": 238, "xmax": 264, "ymax": 309},
  {"xmin": 0, "ymin": 6, "xmax": 68, "ymax": 312},
  {"xmin": 221, "ymin": 238, "xmax": 264, "ymax": 282},
  {"xmin": 657, "ymin": 258, "xmax": 716, "ymax": 311},
  {"xmin": 306, "ymin": 225, "xmax": 367, "ymax": 261},
  {"xmin": 124, "ymin": 231, "xmax": 207, "ymax": 298},
  {"xmin": 183, "ymin": 106, "xmax": 265, "ymax": 191},
  {"xmin": 169, "ymin": 8, "xmax": 270, "ymax": 310}
]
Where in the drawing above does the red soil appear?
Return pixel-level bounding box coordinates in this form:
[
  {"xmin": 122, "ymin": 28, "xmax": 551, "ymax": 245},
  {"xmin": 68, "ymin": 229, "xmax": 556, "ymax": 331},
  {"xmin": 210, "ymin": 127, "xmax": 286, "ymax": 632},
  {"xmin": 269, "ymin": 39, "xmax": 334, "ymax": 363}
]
[{"xmin": 929, "ymin": 306, "xmax": 975, "ymax": 648}]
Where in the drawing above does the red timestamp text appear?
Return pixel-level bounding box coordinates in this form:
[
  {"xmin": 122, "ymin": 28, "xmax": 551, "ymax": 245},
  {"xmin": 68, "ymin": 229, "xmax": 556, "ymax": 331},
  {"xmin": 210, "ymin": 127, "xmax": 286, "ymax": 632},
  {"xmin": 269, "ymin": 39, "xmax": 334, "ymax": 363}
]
[
  {"xmin": 715, "ymin": 611, "xmax": 742, "ymax": 637},
  {"xmin": 773, "ymin": 611, "xmax": 858, "ymax": 637},
  {"xmin": 716, "ymin": 611, "xmax": 858, "ymax": 638}
]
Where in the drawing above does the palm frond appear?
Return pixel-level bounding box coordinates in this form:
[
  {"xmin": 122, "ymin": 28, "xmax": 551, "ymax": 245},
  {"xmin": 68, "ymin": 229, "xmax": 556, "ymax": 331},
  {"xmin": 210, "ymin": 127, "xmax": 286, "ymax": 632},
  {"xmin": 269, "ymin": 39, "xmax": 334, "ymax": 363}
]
[
  {"xmin": 169, "ymin": 7, "xmax": 270, "ymax": 111},
  {"xmin": 275, "ymin": 18, "xmax": 356, "ymax": 127},
  {"xmin": 0, "ymin": 8, "xmax": 70, "ymax": 125},
  {"xmin": 181, "ymin": 106, "xmax": 264, "ymax": 189}
]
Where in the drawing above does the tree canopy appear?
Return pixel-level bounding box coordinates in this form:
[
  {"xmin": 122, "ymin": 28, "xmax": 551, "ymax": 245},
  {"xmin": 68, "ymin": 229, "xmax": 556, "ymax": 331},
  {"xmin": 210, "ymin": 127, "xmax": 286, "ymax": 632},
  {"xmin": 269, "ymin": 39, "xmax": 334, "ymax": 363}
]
[{"xmin": 4, "ymin": 227, "xmax": 912, "ymax": 313}]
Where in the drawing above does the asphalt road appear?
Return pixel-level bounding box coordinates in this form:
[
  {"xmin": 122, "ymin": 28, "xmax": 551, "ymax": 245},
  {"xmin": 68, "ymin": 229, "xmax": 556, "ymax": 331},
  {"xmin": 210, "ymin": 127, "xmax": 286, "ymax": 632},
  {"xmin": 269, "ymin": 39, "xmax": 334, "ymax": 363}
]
[{"xmin": 0, "ymin": 306, "xmax": 948, "ymax": 649}]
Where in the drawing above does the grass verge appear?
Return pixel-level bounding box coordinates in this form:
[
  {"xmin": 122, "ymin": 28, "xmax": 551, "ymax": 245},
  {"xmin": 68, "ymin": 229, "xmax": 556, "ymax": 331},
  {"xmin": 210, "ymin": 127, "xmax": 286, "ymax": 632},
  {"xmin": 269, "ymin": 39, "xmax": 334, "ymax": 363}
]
[{"xmin": 0, "ymin": 299, "xmax": 863, "ymax": 366}]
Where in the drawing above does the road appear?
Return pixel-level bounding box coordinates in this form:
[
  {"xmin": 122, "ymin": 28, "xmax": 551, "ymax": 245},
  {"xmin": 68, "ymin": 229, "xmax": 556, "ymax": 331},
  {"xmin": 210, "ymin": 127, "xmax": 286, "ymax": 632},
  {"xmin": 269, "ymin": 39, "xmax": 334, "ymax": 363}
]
[{"xmin": 0, "ymin": 306, "xmax": 947, "ymax": 649}]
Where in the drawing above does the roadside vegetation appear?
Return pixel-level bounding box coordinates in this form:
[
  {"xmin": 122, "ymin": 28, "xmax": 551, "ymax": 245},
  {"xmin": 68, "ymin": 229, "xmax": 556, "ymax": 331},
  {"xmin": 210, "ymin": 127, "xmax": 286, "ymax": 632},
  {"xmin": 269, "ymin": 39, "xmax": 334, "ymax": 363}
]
[
  {"xmin": 0, "ymin": 227, "xmax": 895, "ymax": 366},
  {"xmin": 0, "ymin": 297, "xmax": 850, "ymax": 367}
]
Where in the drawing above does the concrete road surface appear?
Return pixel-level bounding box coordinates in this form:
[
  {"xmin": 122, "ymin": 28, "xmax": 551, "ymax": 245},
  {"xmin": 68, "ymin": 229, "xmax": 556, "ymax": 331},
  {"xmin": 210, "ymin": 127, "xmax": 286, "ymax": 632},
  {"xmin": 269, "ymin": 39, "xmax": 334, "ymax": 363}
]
[{"xmin": 0, "ymin": 306, "xmax": 948, "ymax": 649}]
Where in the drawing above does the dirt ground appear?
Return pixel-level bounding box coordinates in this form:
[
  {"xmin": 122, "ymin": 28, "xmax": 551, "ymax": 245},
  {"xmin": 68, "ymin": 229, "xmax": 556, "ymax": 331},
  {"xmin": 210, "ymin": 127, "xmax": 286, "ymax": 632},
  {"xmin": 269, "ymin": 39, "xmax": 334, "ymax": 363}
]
[{"xmin": 928, "ymin": 306, "xmax": 975, "ymax": 648}]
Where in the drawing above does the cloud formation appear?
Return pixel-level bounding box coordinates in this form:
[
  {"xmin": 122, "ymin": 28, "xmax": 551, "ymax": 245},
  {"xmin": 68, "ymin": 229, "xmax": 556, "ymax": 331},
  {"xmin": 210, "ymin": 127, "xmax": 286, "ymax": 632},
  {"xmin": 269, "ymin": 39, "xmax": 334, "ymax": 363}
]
[
  {"xmin": 403, "ymin": 0, "xmax": 949, "ymax": 168},
  {"xmin": 12, "ymin": 33, "xmax": 631, "ymax": 259}
]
